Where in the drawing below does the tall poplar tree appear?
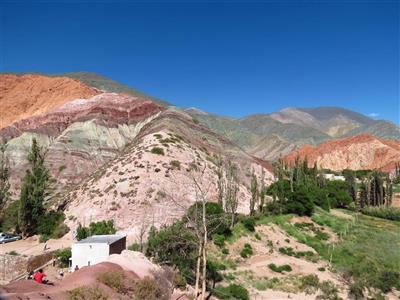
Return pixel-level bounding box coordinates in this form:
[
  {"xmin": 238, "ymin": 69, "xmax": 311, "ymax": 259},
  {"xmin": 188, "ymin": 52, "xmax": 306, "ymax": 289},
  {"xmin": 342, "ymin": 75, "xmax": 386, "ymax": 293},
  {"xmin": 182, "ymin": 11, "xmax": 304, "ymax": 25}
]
[{"xmin": 18, "ymin": 138, "xmax": 51, "ymax": 237}]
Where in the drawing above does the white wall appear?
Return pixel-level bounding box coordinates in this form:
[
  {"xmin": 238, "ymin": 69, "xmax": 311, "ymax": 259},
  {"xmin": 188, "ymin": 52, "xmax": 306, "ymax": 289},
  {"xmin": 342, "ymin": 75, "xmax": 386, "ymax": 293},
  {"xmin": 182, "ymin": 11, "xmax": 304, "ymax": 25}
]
[{"xmin": 71, "ymin": 243, "xmax": 110, "ymax": 271}]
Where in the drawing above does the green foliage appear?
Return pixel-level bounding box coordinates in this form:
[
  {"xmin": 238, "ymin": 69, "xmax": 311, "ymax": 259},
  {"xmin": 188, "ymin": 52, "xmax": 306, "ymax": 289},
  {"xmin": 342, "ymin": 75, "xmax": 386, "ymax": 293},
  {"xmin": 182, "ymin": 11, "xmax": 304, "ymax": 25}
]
[
  {"xmin": 349, "ymin": 281, "xmax": 364, "ymax": 300},
  {"xmin": 146, "ymin": 222, "xmax": 197, "ymax": 284},
  {"xmin": 361, "ymin": 206, "xmax": 400, "ymax": 221},
  {"xmin": 213, "ymin": 284, "xmax": 249, "ymax": 300},
  {"xmin": 255, "ymin": 233, "xmax": 261, "ymax": 240},
  {"xmin": 222, "ymin": 247, "xmax": 229, "ymax": 255},
  {"xmin": 0, "ymin": 144, "xmax": 10, "ymax": 216},
  {"xmin": 56, "ymin": 248, "xmax": 72, "ymax": 267},
  {"xmin": 212, "ymin": 233, "xmax": 226, "ymax": 248},
  {"xmin": 187, "ymin": 202, "xmax": 231, "ymax": 237},
  {"xmin": 241, "ymin": 216, "xmax": 256, "ymax": 232},
  {"xmin": 18, "ymin": 138, "xmax": 52, "ymax": 236},
  {"xmin": 150, "ymin": 147, "xmax": 165, "ymax": 155},
  {"xmin": 0, "ymin": 200, "xmax": 19, "ymax": 232},
  {"xmin": 128, "ymin": 243, "xmax": 141, "ymax": 251},
  {"xmin": 76, "ymin": 223, "xmax": 90, "ymax": 241},
  {"xmin": 7, "ymin": 250, "xmax": 18, "ymax": 256},
  {"xmin": 316, "ymin": 280, "xmax": 342, "ymax": 300},
  {"xmin": 268, "ymin": 263, "xmax": 292, "ymax": 273},
  {"xmin": 173, "ymin": 272, "xmax": 187, "ymax": 290},
  {"xmin": 376, "ymin": 271, "xmax": 400, "ymax": 293},
  {"xmin": 37, "ymin": 210, "xmax": 69, "ymax": 239},
  {"xmin": 299, "ymin": 274, "xmax": 320, "ymax": 295},
  {"xmin": 240, "ymin": 243, "xmax": 253, "ymax": 258}
]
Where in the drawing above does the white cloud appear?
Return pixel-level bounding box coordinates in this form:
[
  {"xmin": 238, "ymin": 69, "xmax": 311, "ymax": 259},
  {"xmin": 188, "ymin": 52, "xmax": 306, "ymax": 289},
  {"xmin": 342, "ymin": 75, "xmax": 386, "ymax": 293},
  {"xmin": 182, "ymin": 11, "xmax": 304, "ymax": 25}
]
[{"xmin": 367, "ymin": 112, "xmax": 380, "ymax": 118}]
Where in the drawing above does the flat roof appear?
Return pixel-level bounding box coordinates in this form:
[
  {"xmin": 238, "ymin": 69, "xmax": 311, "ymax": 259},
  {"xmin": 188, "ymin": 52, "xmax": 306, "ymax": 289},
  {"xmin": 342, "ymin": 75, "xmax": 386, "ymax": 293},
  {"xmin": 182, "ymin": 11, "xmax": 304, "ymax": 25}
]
[{"xmin": 76, "ymin": 235, "xmax": 126, "ymax": 245}]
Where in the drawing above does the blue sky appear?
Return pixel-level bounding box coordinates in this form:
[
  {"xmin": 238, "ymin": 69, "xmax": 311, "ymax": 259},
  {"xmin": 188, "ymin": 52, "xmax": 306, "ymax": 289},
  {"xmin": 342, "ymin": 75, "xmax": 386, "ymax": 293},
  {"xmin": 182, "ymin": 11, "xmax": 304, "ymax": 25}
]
[{"xmin": 1, "ymin": 1, "xmax": 399, "ymax": 123}]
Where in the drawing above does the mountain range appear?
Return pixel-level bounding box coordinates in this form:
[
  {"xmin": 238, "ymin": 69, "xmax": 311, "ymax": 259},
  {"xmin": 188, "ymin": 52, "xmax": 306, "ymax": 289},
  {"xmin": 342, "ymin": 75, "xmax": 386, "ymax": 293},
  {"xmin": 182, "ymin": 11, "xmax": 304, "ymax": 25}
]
[{"xmin": 1, "ymin": 72, "xmax": 399, "ymax": 233}]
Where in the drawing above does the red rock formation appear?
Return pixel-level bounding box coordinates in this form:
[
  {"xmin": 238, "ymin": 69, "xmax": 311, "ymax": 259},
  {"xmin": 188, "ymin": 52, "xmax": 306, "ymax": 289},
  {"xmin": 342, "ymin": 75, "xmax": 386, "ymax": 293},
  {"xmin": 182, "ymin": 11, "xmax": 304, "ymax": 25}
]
[
  {"xmin": 0, "ymin": 73, "xmax": 100, "ymax": 129},
  {"xmin": 284, "ymin": 133, "xmax": 400, "ymax": 172}
]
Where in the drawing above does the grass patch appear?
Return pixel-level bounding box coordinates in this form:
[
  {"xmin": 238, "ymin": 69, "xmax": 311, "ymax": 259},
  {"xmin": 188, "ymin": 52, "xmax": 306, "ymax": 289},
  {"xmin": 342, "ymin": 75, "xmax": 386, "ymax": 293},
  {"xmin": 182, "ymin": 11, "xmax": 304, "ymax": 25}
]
[{"xmin": 268, "ymin": 263, "xmax": 292, "ymax": 273}]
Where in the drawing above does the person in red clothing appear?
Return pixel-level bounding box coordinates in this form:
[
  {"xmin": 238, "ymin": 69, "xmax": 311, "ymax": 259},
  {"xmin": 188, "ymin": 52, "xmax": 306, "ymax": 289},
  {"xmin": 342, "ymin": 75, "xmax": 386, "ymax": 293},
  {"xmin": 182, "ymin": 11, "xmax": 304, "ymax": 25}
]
[{"xmin": 33, "ymin": 269, "xmax": 47, "ymax": 284}]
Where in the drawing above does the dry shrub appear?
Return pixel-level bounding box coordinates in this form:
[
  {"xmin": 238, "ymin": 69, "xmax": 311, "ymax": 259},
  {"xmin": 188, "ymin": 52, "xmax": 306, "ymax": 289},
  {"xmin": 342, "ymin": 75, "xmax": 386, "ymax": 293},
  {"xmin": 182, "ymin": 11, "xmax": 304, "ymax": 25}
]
[
  {"xmin": 98, "ymin": 270, "xmax": 126, "ymax": 294},
  {"xmin": 133, "ymin": 276, "xmax": 165, "ymax": 300},
  {"xmin": 68, "ymin": 286, "xmax": 108, "ymax": 300}
]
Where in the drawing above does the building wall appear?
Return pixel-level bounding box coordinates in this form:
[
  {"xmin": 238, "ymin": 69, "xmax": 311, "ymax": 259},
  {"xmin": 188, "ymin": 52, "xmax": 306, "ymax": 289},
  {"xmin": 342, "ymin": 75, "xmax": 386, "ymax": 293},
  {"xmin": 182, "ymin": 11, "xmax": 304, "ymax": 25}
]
[
  {"xmin": 71, "ymin": 243, "xmax": 109, "ymax": 271},
  {"xmin": 109, "ymin": 237, "xmax": 126, "ymax": 255}
]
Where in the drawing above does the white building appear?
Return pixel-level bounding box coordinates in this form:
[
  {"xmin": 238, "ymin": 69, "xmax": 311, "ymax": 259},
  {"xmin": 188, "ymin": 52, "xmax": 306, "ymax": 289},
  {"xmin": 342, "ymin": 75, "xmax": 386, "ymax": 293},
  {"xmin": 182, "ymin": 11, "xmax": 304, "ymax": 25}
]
[
  {"xmin": 323, "ymin": 174, "xmax": 346, "ymax": 181},
  {"xmin": 71, "ymin": 235, "xmax": 126, "ymax": 271}
]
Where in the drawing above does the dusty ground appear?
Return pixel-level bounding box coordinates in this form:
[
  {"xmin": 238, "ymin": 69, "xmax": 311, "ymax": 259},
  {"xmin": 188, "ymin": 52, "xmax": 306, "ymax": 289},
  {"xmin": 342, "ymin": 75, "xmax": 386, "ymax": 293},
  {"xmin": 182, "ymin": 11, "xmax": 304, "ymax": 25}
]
[{"xmin": 0, "ymin": 235, "xmax": 73, "ymax": 256}]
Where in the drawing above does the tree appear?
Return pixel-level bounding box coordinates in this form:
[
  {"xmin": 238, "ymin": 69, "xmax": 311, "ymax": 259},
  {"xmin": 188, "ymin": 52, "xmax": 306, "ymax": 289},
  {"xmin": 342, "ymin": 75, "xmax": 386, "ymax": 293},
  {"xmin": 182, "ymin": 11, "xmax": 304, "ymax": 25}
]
[
  {"xmin": 224, "ymin": 161, "xmax": 239, "ymax": 228},
  {"xmin": 18, "ymin": 138, "xmax": 51, "ymax": 237},
  {"xmin": 249, "ymin": 168, "xmax": 258, "ymax": 216},
  {"xmin": 0, "ymin": 143, "xmax": 10, "ymax": 214},
  {"xmin": 259, "ymin": 167, "xmax": 266, "ymax": 212}
]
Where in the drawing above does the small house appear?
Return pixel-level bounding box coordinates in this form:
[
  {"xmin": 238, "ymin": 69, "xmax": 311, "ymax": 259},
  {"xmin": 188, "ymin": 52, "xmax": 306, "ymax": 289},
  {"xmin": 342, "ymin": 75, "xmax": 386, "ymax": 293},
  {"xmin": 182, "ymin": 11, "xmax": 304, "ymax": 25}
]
[{"xmin": 71, "ymin": 235, "xmax": 126, "ymax": 271}]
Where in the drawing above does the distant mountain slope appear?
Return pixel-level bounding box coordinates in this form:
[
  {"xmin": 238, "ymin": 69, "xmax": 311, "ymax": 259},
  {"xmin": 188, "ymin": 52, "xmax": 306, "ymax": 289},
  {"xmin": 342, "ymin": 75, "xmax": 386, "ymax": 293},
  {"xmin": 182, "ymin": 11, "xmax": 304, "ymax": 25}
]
[
  {"xmin": 284, "ymin": 133, "xmax": 400, "ymax": 172},
  {"xmin": 270, "ymin": 106, "xmax": 374, "ymax": 137},
  {"xmin": 61, "ymin": 72, "xmax": 170, "ymax": 106},
  {"xmin": 344, "ymin": 120, "xmax": 400, "ymax": 140},
  {"xmin": 0, "ymin": 73, "xmax": 100, "ymax": 129}
]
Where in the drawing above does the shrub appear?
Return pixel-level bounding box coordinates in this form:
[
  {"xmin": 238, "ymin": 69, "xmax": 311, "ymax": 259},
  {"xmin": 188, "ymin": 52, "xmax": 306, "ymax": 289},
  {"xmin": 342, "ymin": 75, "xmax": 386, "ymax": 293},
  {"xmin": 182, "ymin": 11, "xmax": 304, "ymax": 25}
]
[
  {"xmin": 315, "ymin": 230, "xmax": 329, "ymax": 241},
  {"xmin": 150, "ymin": 147, "xmax": 165, "ymax": 155},
  {"xmin": 240, "ymin": 243, "xmax": 253, "ymax": 258},
  {"xmin": 316, "ymin": 280, "xmax": 341, "ymax": 300},
  {"xmin": 213, "ymin": 284, "xmax": 249, "ymax": 300},
  {"xmin": 128, "ymin": 243, "xmax": 141, "ymax": 252},
  {"xmin": 56, "ymin": 248, "xmax": 71, "ymax": 267},
  {"xmin": 212, "ymin": 233, "xmax": 226, "ymax": 248},
  {"xmin": 376, "ymin": 271, "xmax": 400, "ymax": 293},
  {"xmin": 7, "ymin": 251, "xmax": 18, "ymax": 256},
  {"xmin": 318, "ymin": 267, "xmax": 326, "ymax": 272},
  {"xmin": 255, "ymin": 233, "xmax": 261, "ymax": 240},
  {"xmin": 173, "ymin": 272, "xmax": 187, "ymax": 290},
  {"xmin": 241, "ymin": 216, "xmax": 256, "ymax": 232},
  {"xmin": 300, "ymin": 274, "xmax": 320, "ymax": 294},
  {"xmin": 134, "ymin": 276, "xmax": 165, "ymax": 300},
  {"xmin": 222, "ymin": 247, "xmax": 229, "ymax": 255},
  {"xmin": 268, "ymin": 263, "xmax": 292, "ymax": 273},
  {"xmin": 349, "ymin": 281, "xmax": 364, "ymax": 300},
  {"xmin": 169, "ymin": 160, "xmax": 181, "ymax": 170},
  {"xmin": 98, "ymin": 270, "xmax": 125, "ymax": 293},
  {"xmin": 68, "ymin": 286, "xmax": 108, "ymax": 300},
  {"xmin": 361, "ymin": 206, "xmax": 400, "ymax": 221}
]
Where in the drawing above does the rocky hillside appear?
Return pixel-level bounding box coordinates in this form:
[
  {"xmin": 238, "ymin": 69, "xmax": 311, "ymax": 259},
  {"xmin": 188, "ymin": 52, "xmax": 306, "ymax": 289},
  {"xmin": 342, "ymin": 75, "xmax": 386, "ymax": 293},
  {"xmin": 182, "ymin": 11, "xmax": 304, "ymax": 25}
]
[
  {"xmin": 62, "ymin": 108, "xmax": 274, "ymax": 237},
  {"xmin": 283, "ymin": 134, "xmax": 400, "ymax": 172},
  {"xmin": 0, "ymin": 73, "xmax": 100, "ymax": 129},
  {"xmin": 1, "ymin": 91, "xmax": 164, "ymax": 196}
]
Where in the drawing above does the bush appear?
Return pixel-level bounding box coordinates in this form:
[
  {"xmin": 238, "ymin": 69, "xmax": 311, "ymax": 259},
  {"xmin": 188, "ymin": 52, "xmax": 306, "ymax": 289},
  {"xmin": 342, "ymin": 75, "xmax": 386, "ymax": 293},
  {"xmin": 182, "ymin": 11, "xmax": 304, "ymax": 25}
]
[
  {"xmin": 222, "ymin": 247, "xmax": 229, "ymax": 255},
  {"xmin": 349, "ymin": 281, "xmax": 364, "ymax": 300},
  {"xmin": 376, "ymin": 271, "xmax": 400, "ymax": 293},
  {"xmin": 361, "ymin": 206, "xmax": 400, "ymax": 221},
  {"xmin": 56, "ymin": 248, "xmax": 71, "ymax": 267},
  {"xmin": 240, "ymin": 243, "xmax": 253, "ymax": 258},
  {"xmin": 128, "ymin": 243, "xmax": 141, "ymax": 252},
  {"xmin": 316, "ymin": 280, "xmax": 341, "ymax": 300},
  {"xmin": 7, "ymin": 250, "xmax": 18, "ymax": 256},
  {"xmin": 169, "ymin": 160, "xmax": 181, "ymax": 170},
  {"xmin": 76, "ymin": 220, "xmax": 116, "ymax": 241},
  {"xmin": 151, "ymin": 147, "xmax": 165, "ymax": 155},
  {"xmin": 173, "ymin": 272, "xmax": 187, "ymax": 290},
  {"xmin": 255, "ymin": 233, "xmax": 261, "ymax": 240},
  {"xmin": 212, "ymin": 233, "xmax": 226, "ymax": 248},
  {"xmin": 98, "ymin": 270, "xmax": 125, "ymax": 293},
  {"xmin": 134, "ymin": 276, "xmax": 165, "ymax": 300},
  {"xmin": 68, "ymin": 286, "xmax": 108, "ymax": 300},
  {"xmin": 315, "ymin": 230, "xmax": 329, "ymax": 241},
  {"xmin": 268, "ymin": 263, "xmax": 292, "ymax": 273},
  {"xmin": 300, "ymin": 274, "xmax": 319, "ymax": 294},
  {"xmin": 213, "ymin": 284, "xmax": 249, "ymax": 300},
  {"xmin": 241, "ymin": 216, "xmax": 256, "ymax": 232}
]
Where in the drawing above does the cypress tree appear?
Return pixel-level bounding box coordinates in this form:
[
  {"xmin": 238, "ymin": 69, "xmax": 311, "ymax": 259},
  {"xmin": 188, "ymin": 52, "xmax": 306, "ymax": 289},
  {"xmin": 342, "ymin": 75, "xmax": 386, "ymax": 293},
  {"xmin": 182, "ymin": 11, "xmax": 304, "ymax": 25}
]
[
  {"xmin": 0, "ymin": 144, "xmax": 10, "ymax": 214},
  {"xmin": 18, "ymin": 138, "xmax": 51, "ymax": 237}
]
